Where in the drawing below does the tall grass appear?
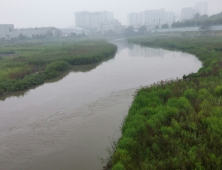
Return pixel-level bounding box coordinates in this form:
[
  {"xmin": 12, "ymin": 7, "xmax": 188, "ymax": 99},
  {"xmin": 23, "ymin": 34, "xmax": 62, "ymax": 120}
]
[
  {"xmin": 0, "ymin": 39, "xmax": 117, "ymax": 95},
  {"xmin": 110, "ymin": 37, "xmax": 222, "ymax": 170}
]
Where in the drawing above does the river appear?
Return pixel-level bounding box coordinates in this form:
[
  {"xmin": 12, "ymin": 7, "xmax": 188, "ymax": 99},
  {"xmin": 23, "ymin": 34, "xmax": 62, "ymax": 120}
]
[{"xmin": 0, "ymin": 40, "xmax": 202, "ymax": 170}]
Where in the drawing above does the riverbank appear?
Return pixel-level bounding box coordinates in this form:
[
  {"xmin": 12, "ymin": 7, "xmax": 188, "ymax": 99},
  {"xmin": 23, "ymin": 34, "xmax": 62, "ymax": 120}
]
[
  {"xmin": 110, "ymin": 37, "xmax": 222, "ymax": 169},
  {"xmin": 0, "ymin": 39, "xmax": 202, "ymax": 170},
  {"xmin": 0, "ymin": 39, "xmax": 117, "ymax": 96}
]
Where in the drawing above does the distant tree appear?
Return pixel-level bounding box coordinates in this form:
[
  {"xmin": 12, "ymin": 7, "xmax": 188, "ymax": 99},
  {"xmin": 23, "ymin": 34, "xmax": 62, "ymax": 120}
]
[
  {"xmin": 193, "ymin": 13, "xmax": 201, "ymax": 26},
  {"xmin": 161, "ymin": 23, "xmax": 169, "ymax": 29},
  {"xmin": 105, "ymin": 30, "xmax": 116, "ymax": 36},
  {"xmin": 155, "ymin": 25, "xmax": 159, "ymax": 29},
  {"xmin": 56, "ymin": 29, "xmax": 62, "ymax": 37},
  {"xmin": 123, "ymin": 26, "xmax": 135, "ymax": 36},
  {"xmin": 200, "ymin": 14, "xmax": 209, "ymax": 21},
  {"xmin": 71, "ymin": 32, "xmax": 77, "ymax": 37},
  {"xmin": 18, "ymin": 34, "xmax": 27, "ymax": 40},
  {"xmin": 171, "ymin": 12, "xmax": 222, "ymax": 29},
  {"xmin": 199, "ymin": 20, "xmax": 212, "ymax": 31},
  {"xmin": 172, "ymin": 22, "xmax": 179, "ymax": 28},
  {"xmin": 209, "ymin": 12, "xmax": 222, "ymax": 20},
  {"xmin": 46, "ymin": 30, "xmax": 53, "ymax": 37},
  {"xmin": 138, "ymin": 25, "xmax": 147, "ymax": 35},
  {"xmin": 193, "ymin": 13, "xmax": 201, "ymax": 20},
  {"xmin": 81, "ymin": 32, "xmax": 86, "ymax": 37}
]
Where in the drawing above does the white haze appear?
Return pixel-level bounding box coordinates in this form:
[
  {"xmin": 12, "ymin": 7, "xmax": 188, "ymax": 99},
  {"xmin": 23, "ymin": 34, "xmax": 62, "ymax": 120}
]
[{"xmin": 0, "ymin": 0, "xmax": 222, "ymax": 28}]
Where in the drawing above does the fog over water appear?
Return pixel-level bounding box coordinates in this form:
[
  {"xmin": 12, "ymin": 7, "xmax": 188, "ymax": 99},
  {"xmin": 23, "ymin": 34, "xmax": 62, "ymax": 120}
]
[{"xmin": 0, "ymin": 0, "xmax": 222, "ymax": 28}]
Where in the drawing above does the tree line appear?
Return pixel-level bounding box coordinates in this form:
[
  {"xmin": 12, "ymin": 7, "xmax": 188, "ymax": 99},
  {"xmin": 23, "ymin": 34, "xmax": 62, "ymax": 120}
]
[{"xmin": 172, "ymin": 12, "xmax": 222, "ymax": 28}]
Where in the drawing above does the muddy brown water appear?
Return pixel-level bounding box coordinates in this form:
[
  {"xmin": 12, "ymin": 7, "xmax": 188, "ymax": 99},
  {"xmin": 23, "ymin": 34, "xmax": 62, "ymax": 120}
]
[{"xmin": 0, "ymin": 40, "xmax": 202, "ymax": 170}]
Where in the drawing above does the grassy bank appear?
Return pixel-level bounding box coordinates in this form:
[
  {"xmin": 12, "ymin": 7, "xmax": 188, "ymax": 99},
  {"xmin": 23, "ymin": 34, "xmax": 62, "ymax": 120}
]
[
  {"xmin": 110, "ymin": 37, "xmax": 222, "ymax": 170},
  {"xmin": 0, "ymin": 39, "xmax": 117, "ymax": 95}
]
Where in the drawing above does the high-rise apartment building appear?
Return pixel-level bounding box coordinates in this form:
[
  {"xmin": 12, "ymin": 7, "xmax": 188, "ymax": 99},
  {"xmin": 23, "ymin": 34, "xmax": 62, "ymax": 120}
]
[
  {"xmin": 181, "ymin": 2, "xmax": 208, "ymax": 21},
  {"xmin": 181, "ymin": 7, "xmax": 197, "ymax": 21},
  {"xmin": 128, "ymin": 9, "xmax": 175, "ymax": 28},
  {"xmin": 127, "ymin": 12, "xmax": 143, "ymax": 28},
  {"xmin": 75, "ymin": 11, "xmax": 115, "ymax": 32},
  {"xmin": 143, "ymin": 9, "xmax": 175, "ymax": 28},
  {"xmin": 195, "ymin": 2, "xmax": 208, "ymax": 16},
  {"xmin": 0, "ymin": 24, "xmax": 14, "ymax": 40}
]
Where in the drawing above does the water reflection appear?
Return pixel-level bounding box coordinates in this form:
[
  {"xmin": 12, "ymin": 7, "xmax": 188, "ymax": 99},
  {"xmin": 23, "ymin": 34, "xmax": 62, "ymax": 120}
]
[
  {"xmin": 129, "ymin": 46, "xmax": 165, "ymax": 57},
  {"xmin": 113, "ymin": 39, "xmax": 168, "ymax": 58}
]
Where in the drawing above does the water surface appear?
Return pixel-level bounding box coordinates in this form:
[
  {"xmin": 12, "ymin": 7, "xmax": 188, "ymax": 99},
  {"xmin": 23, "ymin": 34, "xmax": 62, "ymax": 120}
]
[{"xmin": 0, "ymin": 40, "xmax": 202, "ymax": 170}]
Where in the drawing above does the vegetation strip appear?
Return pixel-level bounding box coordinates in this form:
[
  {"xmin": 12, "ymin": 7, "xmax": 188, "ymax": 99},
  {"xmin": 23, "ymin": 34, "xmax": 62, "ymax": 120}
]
[
  {"xmin": 0, "ymin": 39, "xmax": 117, "ymax": 96},
  {"xmin": 110, "ymin": 37, "xmax": 222, "ymax": 170}
]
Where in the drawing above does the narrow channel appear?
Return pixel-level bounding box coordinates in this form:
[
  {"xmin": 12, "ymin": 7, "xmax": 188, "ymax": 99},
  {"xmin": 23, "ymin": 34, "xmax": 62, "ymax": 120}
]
[{"xmin": 0, "ymin": 40, "xmax": 202, "ymax": 170}]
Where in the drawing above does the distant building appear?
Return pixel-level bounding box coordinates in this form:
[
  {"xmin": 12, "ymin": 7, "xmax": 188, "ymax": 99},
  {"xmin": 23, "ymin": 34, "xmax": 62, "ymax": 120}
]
[
  {"xmin": 59, "ymin": 27, "xmax": 90, "ymax": 37},
  {"xmin": 0, "ymin": 24, "xmax": 15, "ymax": 40},
  {"xmin": 195, "ymin": 2, "xmax": 208, "ymax": 16},
  {"xmin": 0, "ymin": 24, "xmax": 61, "ymax": 40},
  {"xmin": 101, "ymin": 19, "xmax": 123, "ymax": 33},
  {"xmin": 75, "ymin": 11, "xmax": 120, "ymax": 32},
  {"xmin": 14, "ymin": 27, "xmax": 58, "ymax": 38},
  {"xmin": 130, "ymin": 46, "xmax": 165, "ymax": 58},
  {"xmin": 127, "ymin": 9, "xmax": 175, "ymax": 28},
  {"xmin": 181, "ymin": 2, "xmax": 208, "ymax": 21},
  {"xmin": 127, "ymin": 12, "xmax": 143, "ymax": 28},
  {"xmin": 143, "ymin": 9, "xmax": 175, "ymax": 28},
  {"xmin": 181, "ymin": 7, "xmax": 197, "ymax": 21}
]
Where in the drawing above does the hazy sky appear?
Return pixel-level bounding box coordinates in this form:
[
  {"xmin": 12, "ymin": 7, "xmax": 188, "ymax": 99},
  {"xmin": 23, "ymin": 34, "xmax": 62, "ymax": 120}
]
[{"xmin": 1, "ymin": 0, "xmax": 222, "ymax": 28}]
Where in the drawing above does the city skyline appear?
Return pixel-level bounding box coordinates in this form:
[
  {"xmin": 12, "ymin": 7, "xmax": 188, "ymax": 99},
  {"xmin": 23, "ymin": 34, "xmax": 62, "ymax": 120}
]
[
  {"xmin": 75, "ymin": 11, "xmax": 114, "ymax": 31},
  {"xmin": 181, "ymin": 2, "xmax": 208, "ymax": 21},
  {"xmin": 0, "ymin": 0, "xmax": 222, "ymax": 28},
  {"xmin": 128, "ymin": 9, "xmax": 175, "ymax": 28}
]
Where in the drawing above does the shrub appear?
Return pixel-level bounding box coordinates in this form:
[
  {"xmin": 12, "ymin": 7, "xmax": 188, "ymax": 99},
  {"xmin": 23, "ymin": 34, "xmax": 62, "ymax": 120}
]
[
  {"xmin": 111, "ymin": 37, "xmax": 222, "ymax": 169},
  {"xmin": 0, "ymin": 40, "xmax": 117, "ymax": 95},
  {"xmin": 215, "ymin": 86, "xmax": 222, "ymax": 96},
  {"xmin": 112, "ymin": 162, "xmax": 125, "ymax": 170},
  {"xmin": 44, "ymin": 61, "xmax": 70, "ymax": 79}
]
